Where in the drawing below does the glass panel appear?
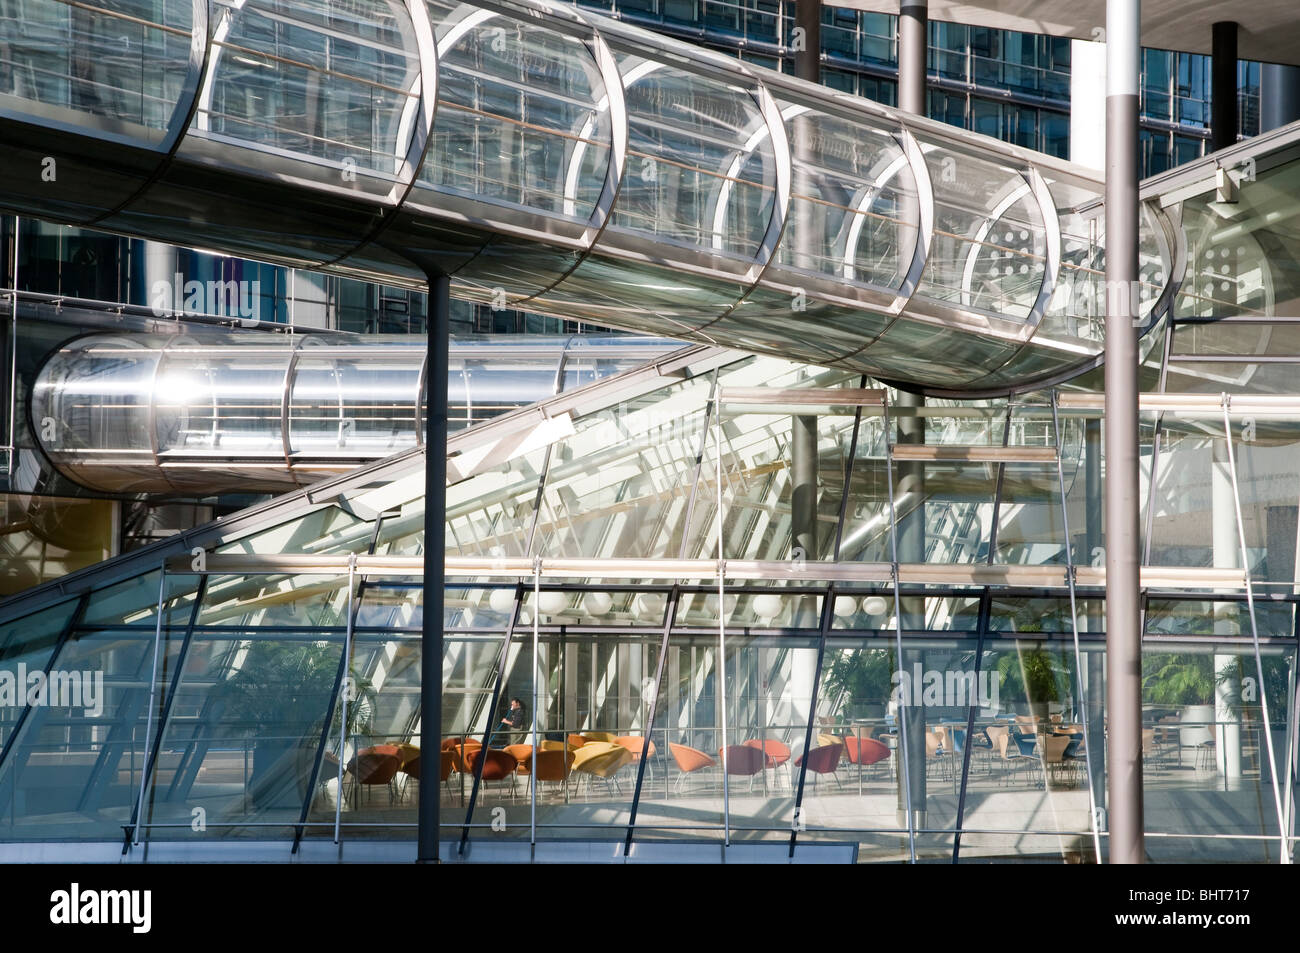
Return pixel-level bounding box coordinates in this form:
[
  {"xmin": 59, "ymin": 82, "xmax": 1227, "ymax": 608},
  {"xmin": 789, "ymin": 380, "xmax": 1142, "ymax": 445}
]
[
  {"xmin": 533, "ymin": 374, "xmax": 710, "ymax": 559},
  {"xmin": 0, "ymin": 0, "xmax": 195, "ymax": 143},
  {"xmin": 914, "ymin": 142, "xmax": 1046, "ymax": 322},
  {"xmin": 1141, "ymin": 641, "xmax": 1293, "ymax": 862},
  {"xmin": 0, "ymin": 628, "xmax": 164, "ymax": 841},
  {"xmin": 196, "ymin": 0, "xmax": 421, "ymax": 189},
  {"xmin": 421, "ymin": 1, "xmax": 613, "ymax": 222},
  {"xmin": 611, "ymin": 59, "xmax": 776, "ymax": 260},
  {"xmin": 0, "ymin": 600, "xmax": 80, "ymax": 750},
  {"xmin": 141, "ymin": 630, "xmax": 340, "ymax": 841},
  {"xmin": 776, "ymin": 104, "xmax": 918, "ymax": 290},
  {"xmin": 289, "ymin": 352, "xmax": 423, "ymax": 458}
]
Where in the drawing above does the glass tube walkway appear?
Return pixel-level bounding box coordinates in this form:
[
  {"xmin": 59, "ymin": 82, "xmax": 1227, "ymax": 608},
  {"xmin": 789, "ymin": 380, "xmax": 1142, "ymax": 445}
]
[
  {"xmin": 31, "ymin": 332, "xmax": 682, "ymax": 493},
  {"xmin": 0, "ymin": 0, "xmax": 1179, "ymax": 393}
]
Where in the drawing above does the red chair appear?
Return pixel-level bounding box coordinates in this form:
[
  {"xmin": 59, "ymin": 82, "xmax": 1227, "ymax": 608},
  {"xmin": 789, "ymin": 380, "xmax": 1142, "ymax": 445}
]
[
  {"xmin": 719, "ymin": 744, "xmax": 767, "ymax": 792},
  {"xmin": 466, "ymin": 748, "xmax": 520, "ymax": 799},
  {"xmin": 794, "ymin": 743, "xmax": 845, "ymax": 790}
]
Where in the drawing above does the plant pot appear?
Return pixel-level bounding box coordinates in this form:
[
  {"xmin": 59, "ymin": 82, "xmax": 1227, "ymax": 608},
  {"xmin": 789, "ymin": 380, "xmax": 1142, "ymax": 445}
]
[{"xmin": 248, "ymin": 740, "xmax": 317, "ymax": 810}]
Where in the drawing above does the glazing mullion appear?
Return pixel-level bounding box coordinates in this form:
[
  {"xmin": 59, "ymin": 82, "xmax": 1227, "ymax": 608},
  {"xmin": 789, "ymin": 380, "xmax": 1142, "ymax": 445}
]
[
  {"xmin": 128, "ymin": 575, "xmax": 206, "ymax": 849},
  {"xmin": 621, "ymin": 584, "xmax": 681, "ymax": 853},
  {"xmin": 950, "ymin": 400, "xmax": 1010, "ymax": 863}
]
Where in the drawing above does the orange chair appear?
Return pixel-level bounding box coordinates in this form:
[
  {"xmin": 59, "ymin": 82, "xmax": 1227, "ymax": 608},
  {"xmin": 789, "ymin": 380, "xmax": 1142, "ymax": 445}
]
[
  {"xmin": 669, "ymin": 743, "xmax": 716, "ymax": 794},
  {"xmin": 567, "ymin": 734, "xmax": 589, "ymax": 749},
  {"xmin": 582, "ymin": 731, "xmax": 618, "ymax": 744},
  {"xmin": 742, "ymin": 738, "xmax": 791, "ymax": 769},
  {"xmin": 449, "ymin": 740, "xmax": 483, "ymax": 773},
  {"xmin": 613, "ymin": 736, "xmax": 657, "ymax": 783},
  {"xmin": 526, "ymin": 748, "xmax": 576, "ymax": 798},
  {"xmin": 505, "ymin": 744, "xmax": 534, "ymax": 773}
]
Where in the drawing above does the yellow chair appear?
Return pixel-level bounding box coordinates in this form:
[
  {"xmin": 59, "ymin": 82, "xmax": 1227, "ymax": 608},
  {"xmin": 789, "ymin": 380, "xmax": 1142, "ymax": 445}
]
[{"xmin": 571, "ymin": 742, "xmax": 634, "ymax": 797}]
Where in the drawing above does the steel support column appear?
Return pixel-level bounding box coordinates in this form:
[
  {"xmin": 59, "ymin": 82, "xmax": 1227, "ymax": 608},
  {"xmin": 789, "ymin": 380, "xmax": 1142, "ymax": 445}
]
[
  {"xmin": 1261, "ymin": 64, "xmax": 1300, "ymax": 132},
  {"xmin": 792, "ymin": 414, "xmax": 818, "ymax": 560},
  {"xmin": 1104, "ymin": 0, "xmax": 1144, "ymax": 865},
  {"xmin": 417, "ymin": 273, "xmax": 450, "ymax": 864},
  {"xmin": 1211, "ymin": 21, "xmax": 1239, "ymax": 152},
  {"xmin": 898, "ymin": 0, "xmax": 927, "ymax": 115},
  {"xmin": 793, "ymin": 0, "xmax": 820, "ymax": 83}
]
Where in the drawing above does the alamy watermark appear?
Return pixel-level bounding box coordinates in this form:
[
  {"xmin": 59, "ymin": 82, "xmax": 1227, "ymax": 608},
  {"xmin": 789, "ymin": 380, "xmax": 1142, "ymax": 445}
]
[
  {"xmin": 0, "ymin": 664, "xmax": 104, "ymax": 717},
  {"xmin": 150, "ymin": 273, "xmax": 261, "ymax": 322},
  {"xmin": 891, "ymin": 663, "xmax": 1000, "ymax": 716}
]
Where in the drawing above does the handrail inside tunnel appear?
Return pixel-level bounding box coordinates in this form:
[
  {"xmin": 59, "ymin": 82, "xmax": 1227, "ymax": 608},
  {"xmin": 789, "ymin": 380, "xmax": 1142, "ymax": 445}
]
[{"xmin": 0, "ymin": 0, "xmax": 1184, "ymax": 398}]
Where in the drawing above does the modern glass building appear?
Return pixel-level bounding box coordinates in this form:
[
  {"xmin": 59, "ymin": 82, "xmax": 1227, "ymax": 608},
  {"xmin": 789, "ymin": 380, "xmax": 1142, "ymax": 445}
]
[{"xmin": 0, "ymin": 0, "xmax": 1296, "ymax": 863}]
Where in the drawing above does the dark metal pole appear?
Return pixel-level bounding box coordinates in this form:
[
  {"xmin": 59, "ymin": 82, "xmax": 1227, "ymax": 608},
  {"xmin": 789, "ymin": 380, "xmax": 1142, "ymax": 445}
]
[
  {"xmin": 793, "ymin": 0, "xmax": 820, "ymax": 83},
  {"xmin": 897, "ymin": 0, "xmax": 927, "ymax": 115},
  {"xmin": 1261, "ymin": 64, "xmax": 1300, "ymax": 132},
  {"xmin": 1211, "ymin": 21, "xmax": 1239, "ymax": 152},
  {"xmin": 791, "ymin": 414, "xmax": 818, "ymax": 560},
  {"xmin": 1105, "ymin": 0, "xmax": 1144, "ymax": 865},
  {"xmin": 417, "ymin": 273, "xmax": 450, "ymax": 864}
]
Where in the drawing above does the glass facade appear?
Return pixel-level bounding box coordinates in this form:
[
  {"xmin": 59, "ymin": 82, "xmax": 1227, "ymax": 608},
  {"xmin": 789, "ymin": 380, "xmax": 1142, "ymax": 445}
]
[
  {"xmin": 0, "ymin": 0, "xmax": 1293, "ymax": 867},
  {"xmin": 0, "ymin": 325, "xmax": 1295, "ymax": 861}
]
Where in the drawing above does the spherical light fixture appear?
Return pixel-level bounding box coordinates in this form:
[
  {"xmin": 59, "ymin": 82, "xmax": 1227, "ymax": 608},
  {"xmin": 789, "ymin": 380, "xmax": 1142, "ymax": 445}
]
[
  {"xmin": 862, "ymin": 595, "xmax": 889, "ymax": 616},
  {"xmin": 538, "ymin": 590, "xmax": 569, "ymax": 616},
  {"xmin": 752, "ymin": 593, "xmax": 783, "ymax": 621},
  {"xmin": 582, "ymin": 591, "xmax": 613, "ymax": 616}
]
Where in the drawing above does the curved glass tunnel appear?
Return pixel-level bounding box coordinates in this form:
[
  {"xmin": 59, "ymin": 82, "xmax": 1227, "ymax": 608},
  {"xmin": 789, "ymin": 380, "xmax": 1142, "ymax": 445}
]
[
  {"xmin": 0, "ymin": 0, "xmax": 1180, "ymax": 394},
  {"xmin": 32, "ymin": 333, "xmax": 682, "ymax": 494}
]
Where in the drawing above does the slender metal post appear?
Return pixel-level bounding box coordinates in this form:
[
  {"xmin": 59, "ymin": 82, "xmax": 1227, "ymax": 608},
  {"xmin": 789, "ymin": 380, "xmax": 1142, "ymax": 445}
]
[
  {"xmin": 895, "ymin": 6, "xmax": 929, "ymax": 840},
  {"xmin": 530, "ymin": 566, "xmax": 539, "ymax": 851},
  {"xmin": 417, "ymin": 273, "xmax": 449, "ymax": 864},
  {"xmin": 881, "ymin": 395, "xmax": 917, "ymax": 863},
  {"xmin": 714, "ymin": 397, "xmax": 730, "ymax": 848},
  {"xmin": 335, "ymin": 555, "xmax": 356, "ymax": 843},
  {"xmin": 132, "ymin": 567, "xmax": 168, "ymax": 847},
  {"xmin": 1104, "ymin": 0, "xmax": 1144, "ymax": 865},
  {"xmin": 1084, "ymin": 418, "xmax": 1107, "ymax": 812},
  {"xmin": 897, "ymin": 0, "xmax": 928, "ymax": 115},
  {"xmin": 6, "ymin": 215, "xmax": 18, "ymax": 484},
  {"xmin": 1211, "ymin": 21, "xmax": 1239, "ymax": 153}
]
